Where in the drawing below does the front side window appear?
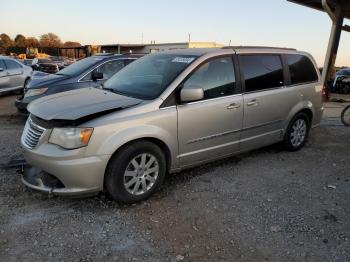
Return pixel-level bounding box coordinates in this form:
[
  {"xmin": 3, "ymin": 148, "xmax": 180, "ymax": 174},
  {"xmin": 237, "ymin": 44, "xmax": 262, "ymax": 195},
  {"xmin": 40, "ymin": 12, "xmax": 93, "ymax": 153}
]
[
  {"xmin": 104, "ymin": 53, "xmax": 198, "ymax": 100},
  {"xmin": 81, "ymin": 60, "xmax": 126, "ymax": 81},
  {"xmin": 286, "ymin": 54, "xmax": 319, "ymax": 85},
  {"xmin": 183, "ymin": 56, "xmax": 236, "ymax": 100},
  {"xmin": 240, "ymin": 55, "xmax": 284, "ymax": 92}
]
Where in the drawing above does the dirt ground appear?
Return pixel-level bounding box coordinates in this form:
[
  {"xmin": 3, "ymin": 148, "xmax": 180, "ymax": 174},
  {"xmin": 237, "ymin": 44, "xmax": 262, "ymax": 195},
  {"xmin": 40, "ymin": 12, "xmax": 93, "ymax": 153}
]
[{"xmin": 0, "ymin": 95, "xmax": 349, "ymax": 262}]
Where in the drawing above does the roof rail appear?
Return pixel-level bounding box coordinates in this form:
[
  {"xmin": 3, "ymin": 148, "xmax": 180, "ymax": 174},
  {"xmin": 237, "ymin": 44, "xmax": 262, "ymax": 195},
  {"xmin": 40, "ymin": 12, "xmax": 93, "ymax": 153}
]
[{"xmin": 222, "ymin": 46, "xmax": 297, "ymax": 51}]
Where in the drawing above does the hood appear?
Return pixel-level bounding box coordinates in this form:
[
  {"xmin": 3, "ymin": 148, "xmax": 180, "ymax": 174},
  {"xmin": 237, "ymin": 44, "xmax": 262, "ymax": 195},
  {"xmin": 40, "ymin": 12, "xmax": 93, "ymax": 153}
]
[
  {"xmin": 28, "ymin": 72, "xmax": 69, "ymax": 88},
  {"xmin": 28, "ymin": 87, "xmax": 142, "ymax": 121}
]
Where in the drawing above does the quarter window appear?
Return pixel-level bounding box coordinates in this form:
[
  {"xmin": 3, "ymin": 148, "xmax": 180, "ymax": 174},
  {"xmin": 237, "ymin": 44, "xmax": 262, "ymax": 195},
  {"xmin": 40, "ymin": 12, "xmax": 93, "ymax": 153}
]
[
  {"xmin": 183, "ymin": 56, "xmax": 236, "ymax": 100},
  {"xmin": 286, "ymin": 54, "xmax": 319, "ymax": 85},
  {"xmin": 4, "ymin": 59, "xmax": 21, "ymax": 70},
  {"xmin": 240, "ymin": 55, "xmax": 284, "ymax": 92}
]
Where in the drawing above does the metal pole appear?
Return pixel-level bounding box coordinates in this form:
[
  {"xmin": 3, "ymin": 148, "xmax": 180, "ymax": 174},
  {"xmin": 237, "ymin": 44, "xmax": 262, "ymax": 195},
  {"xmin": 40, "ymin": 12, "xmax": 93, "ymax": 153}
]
[{"xmin": 321, "ymin": 7, "xmax": 343, "ymax": 86}]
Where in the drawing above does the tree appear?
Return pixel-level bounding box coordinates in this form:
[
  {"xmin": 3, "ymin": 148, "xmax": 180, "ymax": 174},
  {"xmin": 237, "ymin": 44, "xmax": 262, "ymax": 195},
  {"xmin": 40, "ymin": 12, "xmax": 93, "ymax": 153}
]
[
  {"xmin": 63, "ymin": 41, "xmax": 81, "ymax": 47},
  {"xmin": 14, "ymin": 34, "xmax": 26, "ymax": 47},
  {"xmin": 25, "ymin": 37, "xmax": 40, "ymax": 47},
  {"xmin": 39, "ymin": 33, "xmax": 62, "ymax": 48},
  {"xmin": 0, "ymin": 33, "xmax": 13, "ymax": 54}
]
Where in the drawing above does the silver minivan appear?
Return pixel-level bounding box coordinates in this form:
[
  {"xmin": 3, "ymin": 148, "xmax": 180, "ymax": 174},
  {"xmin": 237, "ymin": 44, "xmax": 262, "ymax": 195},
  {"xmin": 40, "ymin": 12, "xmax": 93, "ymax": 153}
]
[{"xmin": 21, "ymin": 47, "xmax": 323, "ymax": 203}]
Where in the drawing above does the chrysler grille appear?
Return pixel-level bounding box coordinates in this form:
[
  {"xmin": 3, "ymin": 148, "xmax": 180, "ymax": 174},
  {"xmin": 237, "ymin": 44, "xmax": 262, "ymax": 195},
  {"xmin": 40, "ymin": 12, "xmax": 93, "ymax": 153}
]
[{"xmin": 22, "ymin": 118, "xmax": 45, "ymax": 149}]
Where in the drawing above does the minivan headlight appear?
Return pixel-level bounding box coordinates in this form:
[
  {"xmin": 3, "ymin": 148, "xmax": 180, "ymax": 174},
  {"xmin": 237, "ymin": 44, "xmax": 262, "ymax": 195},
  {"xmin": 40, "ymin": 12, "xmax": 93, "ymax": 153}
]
[
  {"xmin": 49, "ymin": 128, "xmax": 94, "ymax": 149},
  {"xmin": 25, "ymin": 88, "xmax": 48, "ymax": 97}
]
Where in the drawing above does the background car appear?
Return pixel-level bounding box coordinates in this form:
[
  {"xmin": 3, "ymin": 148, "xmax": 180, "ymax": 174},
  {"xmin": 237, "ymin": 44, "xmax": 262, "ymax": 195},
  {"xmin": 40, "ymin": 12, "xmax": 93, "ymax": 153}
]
[
  {"xmin": 31, "ymin": 58, "xmax": 59, "ymax": 74},
  {"xmin": 15, "ymin": 53, "xmax": 144, "ymax": 111},
  {"xmin": 0, "ymin": 55, "xmax": 32, "ymax": 94},
  {"xmin": 330, "ymin": 68, "xmax": 350, "ymax": 94},
  {"xmin": 49, "ymin": 56, "xmax": 70, "ymax": 70}
]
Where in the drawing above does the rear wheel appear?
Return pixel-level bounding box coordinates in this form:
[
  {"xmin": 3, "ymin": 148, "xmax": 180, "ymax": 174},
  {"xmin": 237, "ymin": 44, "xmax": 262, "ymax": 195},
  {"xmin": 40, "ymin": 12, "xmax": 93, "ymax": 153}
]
[
  {"xmin": 341, "ymin": 105, "xmax": 350, "ymax": 126},
  {"xmin": 283, "ymin": 112, "xmax": 310, "ymax": 151},
  {"xmin": 105, "ymin": 141, "xmax": 166, "ymax": 203}
]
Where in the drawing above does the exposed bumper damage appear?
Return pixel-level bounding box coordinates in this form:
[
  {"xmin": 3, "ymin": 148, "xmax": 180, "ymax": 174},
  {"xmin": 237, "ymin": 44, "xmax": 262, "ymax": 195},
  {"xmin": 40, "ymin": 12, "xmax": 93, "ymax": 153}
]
[{"xmin": 22, "ymin": 166, "xmax": 100, "ymax": 196}]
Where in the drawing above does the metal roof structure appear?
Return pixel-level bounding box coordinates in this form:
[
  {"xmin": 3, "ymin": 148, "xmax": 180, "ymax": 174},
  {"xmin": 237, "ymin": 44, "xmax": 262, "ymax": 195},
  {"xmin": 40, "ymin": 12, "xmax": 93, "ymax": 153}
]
[{"xmin": 288, "ymin": 0, "xmax": 350, "ymax": 19}]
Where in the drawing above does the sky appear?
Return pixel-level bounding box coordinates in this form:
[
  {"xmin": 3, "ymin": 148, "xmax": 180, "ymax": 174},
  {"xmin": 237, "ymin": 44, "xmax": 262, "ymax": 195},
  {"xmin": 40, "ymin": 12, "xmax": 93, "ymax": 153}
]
[{"xmin": 0, "ymin": 0, "xmax": 349, "ymax": 66}]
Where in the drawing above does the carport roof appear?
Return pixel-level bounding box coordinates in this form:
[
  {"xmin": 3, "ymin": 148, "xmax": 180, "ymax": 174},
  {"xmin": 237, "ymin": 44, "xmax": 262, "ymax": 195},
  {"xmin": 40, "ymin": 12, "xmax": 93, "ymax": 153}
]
[{"xmin": 288, "ymin": 0, "xmax": 350, "ymax": 19}]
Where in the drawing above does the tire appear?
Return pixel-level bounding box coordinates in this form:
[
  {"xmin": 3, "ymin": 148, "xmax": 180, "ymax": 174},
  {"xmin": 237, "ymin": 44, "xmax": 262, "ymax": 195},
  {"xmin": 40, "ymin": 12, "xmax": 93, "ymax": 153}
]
[
  {"xmin": 283, "ymin": 112, "xmax": 310, "ymax": 152},
  {"xmin": 341, "ymin": 105, "xmax": 350, "ymax": 126},
  {"xmin": 105, "ymin": 141, "xmax": 166, "ymax": 203},
  {"xmin": 17, "ymin": 78, "xmax": 30, "ymax": 95}
]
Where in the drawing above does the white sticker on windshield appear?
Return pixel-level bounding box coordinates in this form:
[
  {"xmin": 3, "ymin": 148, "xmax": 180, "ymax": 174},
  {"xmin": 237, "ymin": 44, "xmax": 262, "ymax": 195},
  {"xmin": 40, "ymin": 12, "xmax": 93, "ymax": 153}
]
[{"xmin": 172, "ymin": 57, "xmax": 195, "ymax": 64}]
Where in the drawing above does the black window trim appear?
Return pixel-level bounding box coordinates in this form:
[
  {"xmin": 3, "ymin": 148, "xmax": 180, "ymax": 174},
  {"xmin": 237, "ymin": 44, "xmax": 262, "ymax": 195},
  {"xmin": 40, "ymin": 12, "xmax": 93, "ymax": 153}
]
[
  {"xmin": 282, "ymin": 54, "xmax": 320, "ymax": 87},
  {"xmin": 160, "ymin": 54, "xmax": 242, "ymax": 108},
  {"xmin": 238, "ymin": 53, "xmax": 287, "ymax": 94}
]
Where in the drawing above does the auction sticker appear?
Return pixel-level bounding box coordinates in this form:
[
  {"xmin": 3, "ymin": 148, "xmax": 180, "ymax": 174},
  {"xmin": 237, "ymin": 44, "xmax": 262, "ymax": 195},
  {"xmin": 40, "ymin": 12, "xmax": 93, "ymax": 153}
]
[{"xmin": 172, "ymin": 57, "xmax": 195, "ymax": 64}]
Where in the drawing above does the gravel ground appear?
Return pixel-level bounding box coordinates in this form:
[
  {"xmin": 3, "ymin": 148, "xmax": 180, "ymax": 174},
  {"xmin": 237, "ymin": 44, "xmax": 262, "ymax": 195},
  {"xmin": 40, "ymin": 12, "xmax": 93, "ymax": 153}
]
[{"xmin": 0, "ymin": 104, "xmax": 349, "ymax": 261}]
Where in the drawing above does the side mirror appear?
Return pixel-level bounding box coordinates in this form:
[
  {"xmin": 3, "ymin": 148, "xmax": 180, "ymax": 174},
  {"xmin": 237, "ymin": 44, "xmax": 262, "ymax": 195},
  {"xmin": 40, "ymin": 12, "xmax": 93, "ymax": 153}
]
[
  {"xmin": 180, "ymin": 86, "xmax": 204, "ymax": 102},
  {"xmin": 0, "ymin": 68, "xmax": 4, "ymax": 72},
  {"xmin": 92, "ymin": 71, "xmax": 103, "ymax": 81}
]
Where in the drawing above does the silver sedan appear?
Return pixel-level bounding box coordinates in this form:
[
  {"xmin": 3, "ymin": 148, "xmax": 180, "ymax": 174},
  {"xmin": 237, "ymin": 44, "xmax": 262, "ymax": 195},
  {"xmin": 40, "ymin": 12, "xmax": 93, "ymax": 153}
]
[{"xmin": 0, "ymin": 56, "xmax": 32, "ymax": 94}]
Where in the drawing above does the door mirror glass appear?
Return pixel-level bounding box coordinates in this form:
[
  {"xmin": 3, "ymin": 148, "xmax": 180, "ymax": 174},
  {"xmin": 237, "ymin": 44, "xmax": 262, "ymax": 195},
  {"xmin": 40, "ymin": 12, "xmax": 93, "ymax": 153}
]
[
  {"xmin": 180, "ymin": 86, "xmax": 204, "ymax": 102},
  {"xmin": 0, "ymin": 68, "xmax": 4, "ymax": 72},
  {"xmin": 92, "ymin": 71, "xmax": 103, "ymax": 81}
]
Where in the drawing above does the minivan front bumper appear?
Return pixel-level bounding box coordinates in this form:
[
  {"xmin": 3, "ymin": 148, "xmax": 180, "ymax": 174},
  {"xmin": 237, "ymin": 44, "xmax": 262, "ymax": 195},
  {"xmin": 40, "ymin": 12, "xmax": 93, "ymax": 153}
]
[{"xmin": 22, "ymin": 147, "xmax": 110, "ymax": 196}]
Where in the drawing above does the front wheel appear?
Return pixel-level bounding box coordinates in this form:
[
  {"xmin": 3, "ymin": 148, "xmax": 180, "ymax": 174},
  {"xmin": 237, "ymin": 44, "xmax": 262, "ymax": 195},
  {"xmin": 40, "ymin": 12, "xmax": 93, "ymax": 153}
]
[
  {"xmin": 341, "ymin": 105, "xmax": 350, "ymax": 126},
  {"xmin": 283, "ymin": 112, "xmax": 310, "ymax": 151},
  {"xmin": 105, "ymin": 141, "xmax": 166, "ymax": 203}
]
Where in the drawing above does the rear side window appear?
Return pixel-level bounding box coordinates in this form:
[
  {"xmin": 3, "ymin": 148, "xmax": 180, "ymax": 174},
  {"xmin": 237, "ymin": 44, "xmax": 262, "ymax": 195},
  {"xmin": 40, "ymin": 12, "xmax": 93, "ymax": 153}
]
[
  {"xmin": 183, "ymin": 56, "xmax": 236, "ymax": 100},
  {"xmin": 286, "ymin": 54, "xmax": 318, "ymax": 85},
  {"xmin": 0, "ymin": 60, "xmax": 6, "ymax": 69},
  {"xmin": 239, "ymin": 55, "xmax": 284, "ymax": 92},
  {"xmin": 4, "ymin": 59, "xmax": 21, "ymax": 70}
]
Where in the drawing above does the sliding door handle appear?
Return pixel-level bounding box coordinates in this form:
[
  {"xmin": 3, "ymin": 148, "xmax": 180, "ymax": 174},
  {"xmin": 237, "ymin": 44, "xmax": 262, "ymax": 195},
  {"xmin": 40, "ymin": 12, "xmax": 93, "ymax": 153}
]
[
  {"xmin": 247, "ymin": 100, "xmax": 258, "ymax": 106},
  {"xmin": 227, "ymin": 103, "xmax": 241, "ymax": 110}
]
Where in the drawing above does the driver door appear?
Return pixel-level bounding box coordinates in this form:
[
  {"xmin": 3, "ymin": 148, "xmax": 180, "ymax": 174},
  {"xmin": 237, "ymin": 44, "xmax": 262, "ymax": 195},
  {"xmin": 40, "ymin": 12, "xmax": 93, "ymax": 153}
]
[{"xmin": 177, "ymin": 56, "xmax": 243, "ymax": 167}]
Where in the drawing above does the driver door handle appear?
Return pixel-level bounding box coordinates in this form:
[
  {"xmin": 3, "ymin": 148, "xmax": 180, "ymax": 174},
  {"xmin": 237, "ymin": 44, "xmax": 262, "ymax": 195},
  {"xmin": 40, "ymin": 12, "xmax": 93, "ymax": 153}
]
[{"xmin": 227, "ymin": 103, "xmax": 241, "ymax": 110}]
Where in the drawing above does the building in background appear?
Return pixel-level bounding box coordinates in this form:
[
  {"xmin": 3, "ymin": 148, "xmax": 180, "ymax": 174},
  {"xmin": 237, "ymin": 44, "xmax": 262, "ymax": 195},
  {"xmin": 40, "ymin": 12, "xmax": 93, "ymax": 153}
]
[{"xmin": 59, "ymin": 42, "xmax": 223, "ymax": 58}]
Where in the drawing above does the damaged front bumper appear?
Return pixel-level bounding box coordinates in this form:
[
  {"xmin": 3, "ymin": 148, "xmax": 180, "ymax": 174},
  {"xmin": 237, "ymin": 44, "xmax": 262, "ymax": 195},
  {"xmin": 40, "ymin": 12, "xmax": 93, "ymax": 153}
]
[{"xmin": 22, "ymin": 166, "xmax": 101, "ymax": 196}]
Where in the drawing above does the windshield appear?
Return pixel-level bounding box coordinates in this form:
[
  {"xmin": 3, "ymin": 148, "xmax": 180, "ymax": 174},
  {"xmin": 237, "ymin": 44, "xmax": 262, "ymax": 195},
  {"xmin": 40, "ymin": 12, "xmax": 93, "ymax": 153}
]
[
  {"xmin": 57, "ymin": 56, "xmax": 104, "ymax": 76},
  {"xmin": 104, "ymin": 53, "xmax": 197, "ymax": 100}
]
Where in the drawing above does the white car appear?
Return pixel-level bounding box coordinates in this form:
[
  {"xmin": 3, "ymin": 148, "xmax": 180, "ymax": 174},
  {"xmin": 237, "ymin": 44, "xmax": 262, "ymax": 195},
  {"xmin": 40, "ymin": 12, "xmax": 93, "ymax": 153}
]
[{"xmin": 0, "ymin": 56, "xmax": 32, "ymax": 94}]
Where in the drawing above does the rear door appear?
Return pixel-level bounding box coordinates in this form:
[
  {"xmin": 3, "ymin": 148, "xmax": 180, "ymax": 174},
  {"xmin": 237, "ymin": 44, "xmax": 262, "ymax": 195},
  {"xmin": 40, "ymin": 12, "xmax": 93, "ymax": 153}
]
[
  {"xmin": 239, "ymin": 54, "xmax": 298, "ymax": 151},
  {"xmin": 4, "ymin": 59, "xmax": 24, "ymax": 89},
  {"xmin": 177, "ymin": 55, "xmax": 243, "ymax": 166}
]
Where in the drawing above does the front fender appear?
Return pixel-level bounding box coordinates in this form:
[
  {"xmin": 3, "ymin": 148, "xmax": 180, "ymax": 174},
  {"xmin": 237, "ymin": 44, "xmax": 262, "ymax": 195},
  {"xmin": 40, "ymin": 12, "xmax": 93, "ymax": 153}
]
[{"xmin": 95, "ymin": 125, "xmax": 178, "ymax": 168}]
